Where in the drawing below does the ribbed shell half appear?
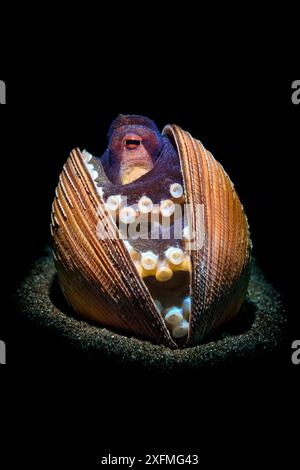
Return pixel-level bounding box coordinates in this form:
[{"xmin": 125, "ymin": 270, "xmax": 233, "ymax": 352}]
[{"xmin": 51, "ymin": 124, "xmax": 252, "ymax": 349}]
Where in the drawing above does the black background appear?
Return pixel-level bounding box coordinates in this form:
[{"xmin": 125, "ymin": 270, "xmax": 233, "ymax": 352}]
[{"xmin": 0, "ymin": 75, "xmax": 298, "ymax": 466}]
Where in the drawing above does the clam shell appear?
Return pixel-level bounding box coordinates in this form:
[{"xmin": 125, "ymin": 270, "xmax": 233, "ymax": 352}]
[
  {"xmin": 163, "ymin": 125, "xmax": 252, "ymax": 345},
  {"xmin": 52, "ymin": 149, "xmax": 176, "ymax": 348},
  {"xmin": 51, "ymin": 125, "xmax": 252, "ymax": 348}
]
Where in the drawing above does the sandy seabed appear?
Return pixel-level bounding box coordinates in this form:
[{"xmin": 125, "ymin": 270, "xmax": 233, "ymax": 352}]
[{"xmin": 15, "ymin": 251, "xmax": 287, "ymax": 373}]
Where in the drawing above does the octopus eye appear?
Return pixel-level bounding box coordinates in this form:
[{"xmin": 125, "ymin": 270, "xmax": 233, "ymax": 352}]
[{"xmin": 125, "ymin": 139, "xmax": 141, "ymax": 150}]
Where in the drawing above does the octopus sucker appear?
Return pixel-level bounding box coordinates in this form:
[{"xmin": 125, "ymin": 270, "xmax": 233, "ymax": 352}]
[{"xmin": 51, "ymin": 114, "xmax": 252, "ymax": 348}]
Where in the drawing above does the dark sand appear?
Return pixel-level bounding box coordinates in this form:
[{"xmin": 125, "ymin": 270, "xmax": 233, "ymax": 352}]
[{"xmin": 15, "ymin": 251, "xmax": 287, "ymax": 373}]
